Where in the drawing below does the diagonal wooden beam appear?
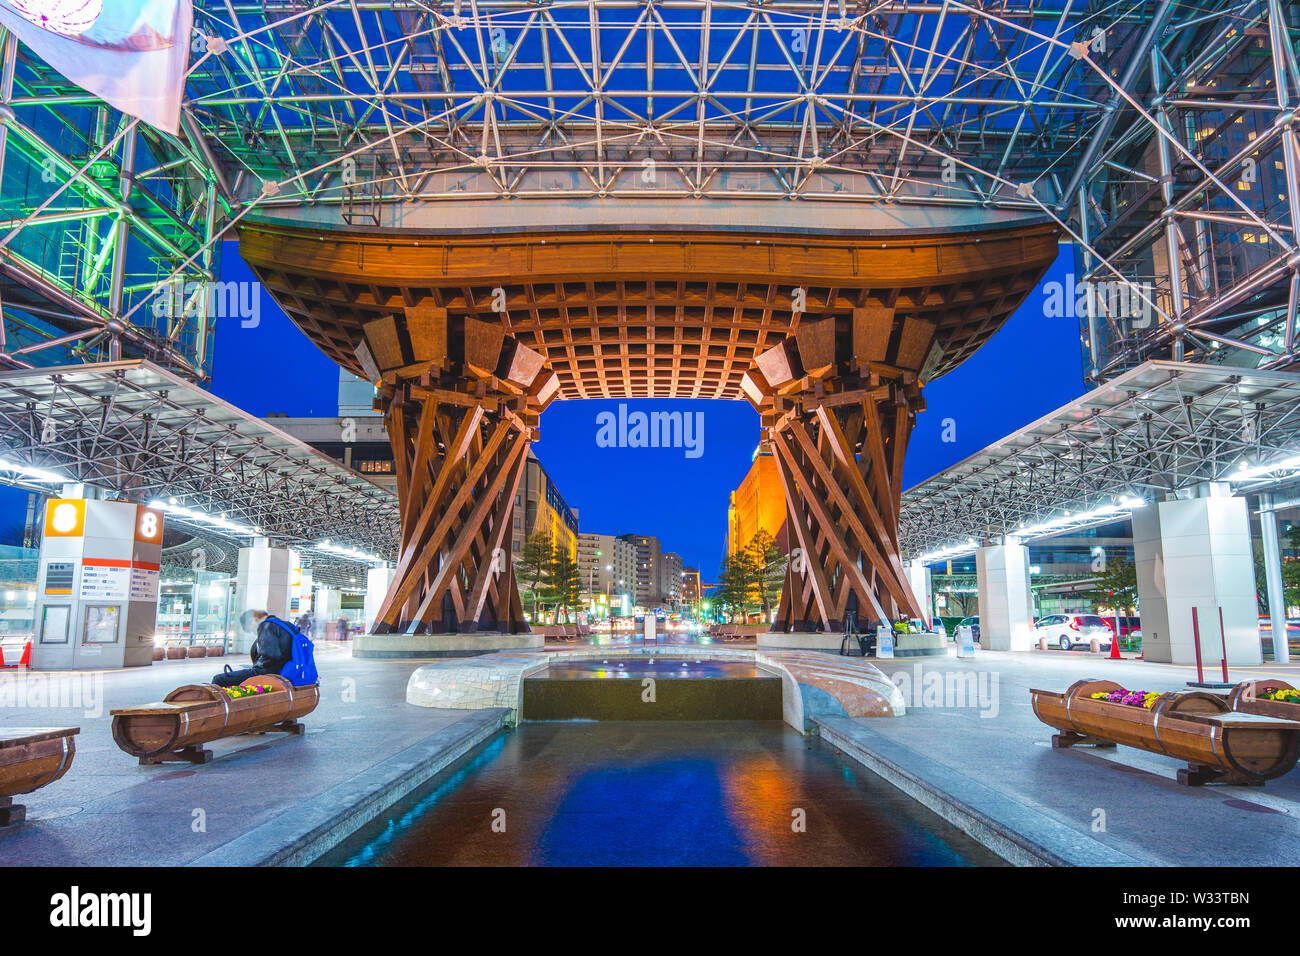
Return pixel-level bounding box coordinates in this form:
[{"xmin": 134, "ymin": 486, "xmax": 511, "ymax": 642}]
[
  {"xmin": 860, "ymin": 395, "xmax": 895, "ymax": 529},
  {"xmin": 787, "ymin": 416, "xmax": 913, "ymax": 614},
  {"xmin": 375, "ymin": 414, "xmax": 509, "ymax": 627},
  {"xmin": 771, "ymin": 429, "xmax": 889, "ymax": 624},
  {"xmin": 403, "ymin": 395, "xmax": 440, "ymax": 541},
  {"xmin": 461, "ymin": 448, "xmax": 529, "ymax": 628},
  {"xmin": 407, "ymin": 430, "xmax": 531, "ymax": 629},
  {"xmin": 770, "ymin": 433, "xmax": 837, "ymax": 630}
]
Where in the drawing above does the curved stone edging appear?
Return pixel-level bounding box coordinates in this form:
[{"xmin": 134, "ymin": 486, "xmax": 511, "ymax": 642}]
[{"xmin": 405, "ymin": 646, "xmax": 904, "ymax": 731}]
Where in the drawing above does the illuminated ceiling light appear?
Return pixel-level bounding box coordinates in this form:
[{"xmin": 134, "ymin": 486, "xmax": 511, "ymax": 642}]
[
  {"xmin": 8, "ymin": 0, "xmax": 103, "ymax": 36},
  {"xmin": 1231, "ymin": 454, "xmax": 1300, "ymax": 483},
  {"xmin": 316, "ymin": 540, "xmax": 382, "ymax": 564},
  {"xmin": 0, "ymin": 458, "xmax": 65, "ymax": 483},
  {"xmin": 147, "ymin": 499, "xmax": 258, "ymax": 538}
]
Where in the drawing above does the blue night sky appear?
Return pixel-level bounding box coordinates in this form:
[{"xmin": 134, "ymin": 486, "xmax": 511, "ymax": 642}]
[{"xmin": 204, "ymin": 241, "xmax": 1086, "ymax": 584}]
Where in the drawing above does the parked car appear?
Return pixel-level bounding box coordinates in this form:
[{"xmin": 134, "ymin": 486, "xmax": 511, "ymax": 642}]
[
  {"xmin": 956, "ymin": 616, "xmax": 980, "ymax": 640},
  {"xmin": 1100, "ymin": 615, "xmax": 1141, "ymax": 637},
  {"xmin": 1034, "ymin": 613, "xmax": 1113, "ymax": 650},
  {"xmin": 929, "ymin": 618, "xmax": 947, "ymax": 637}
]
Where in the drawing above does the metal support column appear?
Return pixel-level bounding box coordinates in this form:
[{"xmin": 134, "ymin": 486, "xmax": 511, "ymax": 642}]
[{"xmin": 1260, "ymin": 492, "xmax": 1292, "ymax": 664}]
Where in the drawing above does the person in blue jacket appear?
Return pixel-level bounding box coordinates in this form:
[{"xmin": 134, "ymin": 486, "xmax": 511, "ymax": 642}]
[{"xmin": 212, "ymin": 610, "xmax": 293, "ymax": 687}]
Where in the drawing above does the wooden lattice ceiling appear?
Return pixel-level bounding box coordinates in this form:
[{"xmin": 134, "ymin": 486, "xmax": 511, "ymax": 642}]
[{"xmin": 239, "ymin": 222, "xmax": 1060, "ymax": 400}]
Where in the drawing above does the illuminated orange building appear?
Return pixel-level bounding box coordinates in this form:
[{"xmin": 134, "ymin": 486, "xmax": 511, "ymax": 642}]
[{"xmin": 727, "ymin": 446, "xmax": 786, "ymax": 555}]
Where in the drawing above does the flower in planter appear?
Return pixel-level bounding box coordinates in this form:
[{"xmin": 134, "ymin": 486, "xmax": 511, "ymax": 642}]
[
  {"xmin": 1259, "ymin": 686, "xmax": 1300, "ymax": 703},
  {"xmin": 1089, "ymin": 689, "xmax": 1161, "ymax": 709}
]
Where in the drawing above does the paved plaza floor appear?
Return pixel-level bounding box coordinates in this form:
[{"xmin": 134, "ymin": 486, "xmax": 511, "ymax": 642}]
[
  {"xmin": 842, "ymin": 648, "xmax": 1300, "ymax": 865},
  {"xmin": 3, "ymin": 639, "xmax": 1299, "ymax": 866},
  {"xmin": 0, "ymin": 644, "xmax": 502, "ymax": 866}
]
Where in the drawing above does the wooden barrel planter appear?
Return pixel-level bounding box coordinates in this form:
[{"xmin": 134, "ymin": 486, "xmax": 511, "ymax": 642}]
[
  {"xmin": 0, "ymin": 727, "xmax": 79, "ymax": 826},
  {"xmin": 186, "ymin": 646, "xmax": 208, "ymax": 658},
  {"xmin": 152, "ymin": 647, "xmax": 165, "ymax": 662},
  {"xmin": 165, "ymin": 646, "xmax": 187, "ymax": 660},
  {"xmin": 1031, "ymin": 678, "xmax": 1300, "ymax": 786},
  {"xmin": 110, "ymin": 674, "xmax": 320, "ymax": 765},
  {"xmin": 206, "ymin": 645, "xmax": 226, "ymax": 658},
  {"xmin": 1227, "ymin": 679, "xmax": 1300, "ymax": 720}
]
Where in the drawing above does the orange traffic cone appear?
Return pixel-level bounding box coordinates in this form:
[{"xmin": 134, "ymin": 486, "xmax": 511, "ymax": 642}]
[
  {"xmin": 18, "ymin": 641, "xmax": 31, "ymax": 668},
  {"xmin": 1110, "ymin": 633, "xmax": 1123, "ymax": 660}
]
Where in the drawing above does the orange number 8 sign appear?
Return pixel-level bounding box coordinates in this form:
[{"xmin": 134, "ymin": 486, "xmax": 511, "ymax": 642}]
[{"xmin": 135, "ymin": 507, "xmax": 163, "ymax": 543}]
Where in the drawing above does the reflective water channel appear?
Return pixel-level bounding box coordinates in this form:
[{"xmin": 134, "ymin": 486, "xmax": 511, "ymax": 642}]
[{"xmin": 317, "ymin": 721, "xmax": 1004, "ymax": 866}]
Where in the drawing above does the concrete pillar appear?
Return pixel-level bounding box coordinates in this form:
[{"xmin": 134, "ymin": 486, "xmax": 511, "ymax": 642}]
[
  {"xmin": 1132, "ymin": 487, "xmax": 1262, "ymax": 666},
  {"xmin": 316, "ymin": 586, "xmax": 341, "ymax": 620},
  {"xmin": 233, "ymin": 540, "xmax": 294, "ymax": 651},
  {"xmin": 30, "ymin": 497, "xmax": 164, "ymax": 669},
  {"xmin": 905, "ymin": 562, "xmax": 934, "ymax": 623},
  {"xmin": 975, "ymin": 540, "xmax": 1033, "ymax": 651},
  {"xmin": 364, "ymin": 565, "xmax": 393, "ymax": 634},
  {"xmin": 1258, "ymin": 495, "xmax": 1291, "ymax": 664}
]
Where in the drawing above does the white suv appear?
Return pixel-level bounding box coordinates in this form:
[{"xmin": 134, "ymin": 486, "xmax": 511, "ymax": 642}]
[{"xmin": 1034, "ymin": 613, "xmax": 1113, "ymax": 650}]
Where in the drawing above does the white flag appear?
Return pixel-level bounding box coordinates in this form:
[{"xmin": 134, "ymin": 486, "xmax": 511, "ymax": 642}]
[{"xmin": 0, "ymin": 0, "xmax": 193, "ymax": 135}]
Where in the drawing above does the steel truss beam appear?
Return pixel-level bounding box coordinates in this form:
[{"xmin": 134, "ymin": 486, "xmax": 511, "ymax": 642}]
[
  {"xmin": 0, "ymin": 360, "xmax": 398, "ymax": 565},
  {"xmin": 899, "ymin": 360, "xmax": 1300, "ymax": 560},
  {"xmin": 3, "ymin": 2, "xmax": 1295, "ymax": 385}
]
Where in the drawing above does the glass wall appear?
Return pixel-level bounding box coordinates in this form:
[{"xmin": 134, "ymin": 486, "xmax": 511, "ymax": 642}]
[
  {"xmin": 153, "ymin": 567, "xmax": 234, "ymax": 649},
  {"xmin": 0, "ymin": 545, "xmax": 38, "ymax": 658},
  {"xmin": 0, "ymin": 546, "xmax": 238, "ymax": 656}
]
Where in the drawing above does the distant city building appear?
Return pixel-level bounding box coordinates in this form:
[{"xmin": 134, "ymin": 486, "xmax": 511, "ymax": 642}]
[
  {"xmin": 661, "ymin": 551, "xmax": 684, "ymax": 605},
  {"xmin": 513, "ymin": 451, "xmax": 579, "ymax": 559},
  {"xmin": 681, "ymin": 566, "xmax": 702, "ymax": 606},
  {"xmin": 265, "ymin": 371, "xmax": 394, "ymax": 491},
  {"xmin": 728, "ymin": 444, "xmax": 784, "ymax": 554},
  {"xmin": 577, "ymin": 532, "xmax": 637, "ymax": 608},
  {"xmin": 618, "ymin": 532, "xmax": 663, "ymax": 606}
]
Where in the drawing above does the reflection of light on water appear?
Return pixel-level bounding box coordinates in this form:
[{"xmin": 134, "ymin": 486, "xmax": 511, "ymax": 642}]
[{"xmin": 334, "ymin": 735, "xmax": 509, "ymax": 867}]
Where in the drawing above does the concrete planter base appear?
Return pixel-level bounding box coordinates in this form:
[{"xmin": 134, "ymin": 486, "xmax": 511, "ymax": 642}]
[
  {"xmin": 757, "ymin": 631, "xmax": 949, "ymax": 657},
  {"xmin": 756, "ymin": 632, "xmax": 844, "ymax": 650}
]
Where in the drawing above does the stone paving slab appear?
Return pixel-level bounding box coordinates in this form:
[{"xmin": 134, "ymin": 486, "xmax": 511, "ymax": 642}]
[
  {"xmin": 0, "ymin": 646, "xmax": 498, "ymax": 866},
  {"xmin": 838, "ymin": 648, "xmax": 1300, "ymax": 866},
  {"xmin": 815, "ymin": 716, "xmax": 1141, "ymax": 866},
  {"xmin": 190, "ymin": 707, "xmax": 507, "ymax": 867}
]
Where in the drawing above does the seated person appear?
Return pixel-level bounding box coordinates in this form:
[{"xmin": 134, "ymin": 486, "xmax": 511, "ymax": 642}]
[{"xmin": 212, "ymin": 610, "xmax": 293, "ymax": 688}]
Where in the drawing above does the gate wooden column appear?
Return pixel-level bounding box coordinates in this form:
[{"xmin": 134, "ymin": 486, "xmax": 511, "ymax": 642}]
[
  {"xmin": 358, "ymin": 307, "xmax": 559, "ymax": 635},
  {"xmin": 742, "ymin": 312, "xmax": 930, "ymax": 633}
]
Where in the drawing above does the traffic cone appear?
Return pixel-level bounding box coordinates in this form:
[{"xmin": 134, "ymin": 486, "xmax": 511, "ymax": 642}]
[
  {"xmin": 19, "ymin": 641, "xmax": 31, "ymax": 668},
  {"xmin": 1109, "ymin": 633, "xmax": 1123, "ymax": 660}
]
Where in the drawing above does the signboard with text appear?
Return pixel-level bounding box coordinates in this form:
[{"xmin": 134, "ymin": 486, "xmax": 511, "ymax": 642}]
[{"xmin": 79, "ymin": 559, "xmax": 130, "ymax": 601}]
